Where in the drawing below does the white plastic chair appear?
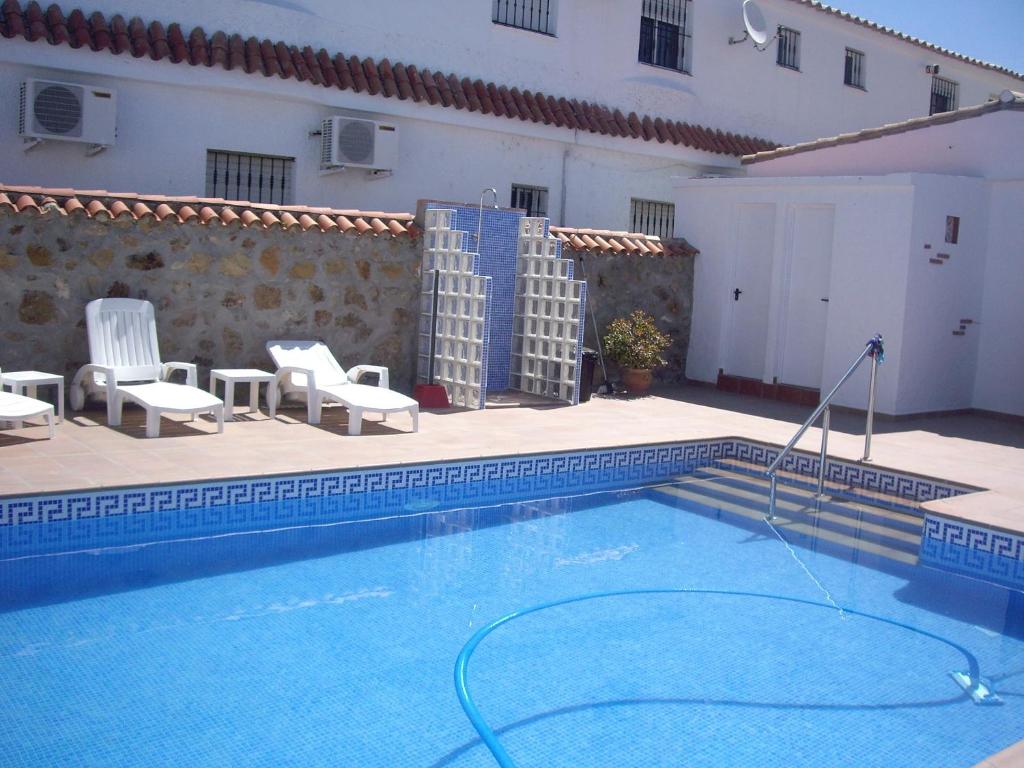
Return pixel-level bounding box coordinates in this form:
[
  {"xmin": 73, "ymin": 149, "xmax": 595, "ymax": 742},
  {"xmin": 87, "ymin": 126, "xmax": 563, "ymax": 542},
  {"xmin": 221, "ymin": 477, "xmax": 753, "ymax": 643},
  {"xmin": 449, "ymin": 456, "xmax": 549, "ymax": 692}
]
[
  {"xmin": 0, "ymin": 368, "xmax": 55, "ymax": 438},
  {"xmin": 266, "ymin": 340, "xmax": 418, "ymax": 435},
  {"xmin": 70, "ymin": 298, "xmax": 223, "ymax": 437}
]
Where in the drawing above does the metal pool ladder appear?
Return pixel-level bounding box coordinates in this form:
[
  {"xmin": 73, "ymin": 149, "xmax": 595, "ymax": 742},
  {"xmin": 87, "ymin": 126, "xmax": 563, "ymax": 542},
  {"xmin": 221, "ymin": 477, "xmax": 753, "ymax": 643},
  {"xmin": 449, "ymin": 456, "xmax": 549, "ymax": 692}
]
[{"xmin": 766, "ymin": 335, "xmax": 885, "ymax": 520}]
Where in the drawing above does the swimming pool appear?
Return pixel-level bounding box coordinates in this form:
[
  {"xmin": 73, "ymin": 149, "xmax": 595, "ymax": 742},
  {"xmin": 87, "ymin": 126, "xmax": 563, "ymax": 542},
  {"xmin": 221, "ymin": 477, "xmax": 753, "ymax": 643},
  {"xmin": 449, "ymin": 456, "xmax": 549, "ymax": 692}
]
[{"xmin": 0, "ymin": 443, "xmax": 1020, "ymax": 767}]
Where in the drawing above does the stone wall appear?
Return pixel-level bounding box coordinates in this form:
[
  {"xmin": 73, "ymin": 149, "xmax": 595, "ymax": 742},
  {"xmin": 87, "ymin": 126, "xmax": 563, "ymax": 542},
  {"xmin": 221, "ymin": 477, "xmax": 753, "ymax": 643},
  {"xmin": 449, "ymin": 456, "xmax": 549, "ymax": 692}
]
[
  {"xmin": 0, "ymin": 209, "xmax": 695, "ymax": 406},
  {"xmin": 0, "ymin": 210, "xmax": 423, "ymax": 398},
  {"xmin": 571, "ymin": 252, "xmax": 695, "ymax": 385}
]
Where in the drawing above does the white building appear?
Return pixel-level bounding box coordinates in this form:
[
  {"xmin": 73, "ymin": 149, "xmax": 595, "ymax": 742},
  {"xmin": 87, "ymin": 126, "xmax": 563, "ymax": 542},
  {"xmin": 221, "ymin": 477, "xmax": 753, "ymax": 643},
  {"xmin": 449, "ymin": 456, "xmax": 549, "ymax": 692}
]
[
  {"xmin": 0, "ymin": 0, "xmax": 1020, "ymax": 236},
  {"xmin": 677, "ymin": 91, "xmax": 1024, "ymax": 417}
]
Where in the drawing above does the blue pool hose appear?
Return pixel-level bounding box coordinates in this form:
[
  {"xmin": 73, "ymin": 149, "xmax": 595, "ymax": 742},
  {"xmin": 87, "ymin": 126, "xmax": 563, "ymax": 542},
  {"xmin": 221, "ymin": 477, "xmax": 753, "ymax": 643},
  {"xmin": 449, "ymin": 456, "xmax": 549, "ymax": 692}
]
[{"xmin": 454, "ymin": 588, "xmax": 982, "ymax": 768}]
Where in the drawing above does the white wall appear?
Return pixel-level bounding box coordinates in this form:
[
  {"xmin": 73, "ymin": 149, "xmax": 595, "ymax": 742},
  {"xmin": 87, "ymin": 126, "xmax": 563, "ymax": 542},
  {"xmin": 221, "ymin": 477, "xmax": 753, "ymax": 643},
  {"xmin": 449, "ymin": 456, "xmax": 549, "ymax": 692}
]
[
  {"xmin": 49, "ymin": 0, "xmax": 1022, "ymax": 147},
  {"xmin": 676, "ymin": 175, "xmax": 916, "ymax": 414},
  {"xmin": 745, "ymin": 107, "xmax": 1024, "ymax": 180},
  {"xmin": 897, "ymin": 174, "xmax": 989, "ymax": 414},
  {"xmin": 0, "ymin": 50, "xmax": 717, "ymax": 229},
  {"xmin": 974, "ymin": 181, "xmax": 1024, "ymax": 416}
]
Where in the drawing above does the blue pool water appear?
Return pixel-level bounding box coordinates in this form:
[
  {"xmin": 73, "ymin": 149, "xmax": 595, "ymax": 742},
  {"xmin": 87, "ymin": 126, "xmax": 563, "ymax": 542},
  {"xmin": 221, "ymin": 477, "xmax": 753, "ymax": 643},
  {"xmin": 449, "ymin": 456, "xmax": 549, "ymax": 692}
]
[{"xmin": 0, "ymin": 479, "xmax": 1021, "ymax": 767}]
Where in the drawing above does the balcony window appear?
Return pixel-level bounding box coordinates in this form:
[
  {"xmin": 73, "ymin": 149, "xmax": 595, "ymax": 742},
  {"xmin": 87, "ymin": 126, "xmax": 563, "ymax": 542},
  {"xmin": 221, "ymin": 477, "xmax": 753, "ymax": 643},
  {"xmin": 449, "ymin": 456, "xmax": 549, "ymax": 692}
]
[
  {"xmin": 638, "ymin": 0, "xmax": 693, "ymax": 74},
  {"xmin": 844, "ymin": 48, "xmax": 865, "ymax": 88},
  {"xmin": 930, "ymin": 76, "xmax": 959, "ymax": 115},
  {"xmin": 511, "ymin": 184, "xmax": 549, "ymax": 218},
  {"xmin": 631, "ymin": 198, "xmax": 675, "ymax": 240},
  {"xmin": 776, "ymin": 26, "xmax": 800, "ymax": 70},
  {"xmin": 492, "ymin": 0, "xmax": 556, "ymax": 35},
  {"xmin": 205, "ymin": 150, "xmax": 294, "ymax": 205}
]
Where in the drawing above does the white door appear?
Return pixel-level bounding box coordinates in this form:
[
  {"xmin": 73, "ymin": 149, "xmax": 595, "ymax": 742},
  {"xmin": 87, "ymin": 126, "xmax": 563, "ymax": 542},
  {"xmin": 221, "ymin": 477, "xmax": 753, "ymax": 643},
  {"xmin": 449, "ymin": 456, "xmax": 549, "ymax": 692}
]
[
  {"xmin": 779, "ymin": 205, "xmax": 835, "ymax": 389},
  {"xmin": 725, "ymin": 204, "xmax": 775, "ymax": 380}
]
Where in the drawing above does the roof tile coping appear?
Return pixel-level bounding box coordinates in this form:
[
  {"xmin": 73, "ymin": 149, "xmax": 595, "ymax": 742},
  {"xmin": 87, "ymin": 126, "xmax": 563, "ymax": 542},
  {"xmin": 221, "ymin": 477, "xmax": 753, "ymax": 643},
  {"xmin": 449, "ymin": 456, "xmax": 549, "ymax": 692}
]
[
  {"xmin": 0, "ymin": 185, "xmax": 694, "ymax": 256},
  {"xmin": 0, "ymin": 184, "xmax": 418, "ymax": 235},
  {"xmin": 742, "ymin": 90, "xmax": 1024, "ymax": 165},
  {"xmin": 786, "ymin": 1, "xmax": 1024, "ymax": 82},
  {"xmin": 550, "ymin": 225, "xmax": 698, "ymax": 257},
  {"xmin": 0, "ymin": 1, "xmax": 776, "ymax": 158}
]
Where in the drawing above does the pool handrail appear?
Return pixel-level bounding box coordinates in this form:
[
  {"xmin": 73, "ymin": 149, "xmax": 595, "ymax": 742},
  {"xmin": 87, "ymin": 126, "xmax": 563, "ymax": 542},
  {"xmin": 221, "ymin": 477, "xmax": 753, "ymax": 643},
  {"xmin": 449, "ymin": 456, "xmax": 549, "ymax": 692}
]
[{"xmin": 765, "ymin": 334, "xmax": 884, "ymax": 520}]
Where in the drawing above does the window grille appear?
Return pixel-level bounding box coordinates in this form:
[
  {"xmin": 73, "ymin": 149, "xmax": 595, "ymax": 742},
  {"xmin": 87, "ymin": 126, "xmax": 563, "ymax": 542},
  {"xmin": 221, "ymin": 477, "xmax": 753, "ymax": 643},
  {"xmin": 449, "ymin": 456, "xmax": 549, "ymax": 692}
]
[
  {"xmin": 638, "ymin": 0, "xmax": 693, "ymax": 74},
  {"xmin": 776, "ymin": 27, "xmax": 800, "ymax": 70},
  {"xmin": 492, "ymin": 0, "xmax": 555, "ymax": 35},
  {"xmin": 205, "ymin": 150, "xmax": 294, "ymax": 205},
  {"xmin": 930, "ymin": 76, "xmax": 958, "ymax": 115},
  {"xmin": 511, "ymin": 184, "xmax": 549, "ymax": 218},
  {"xmin": 844, "ymin": 48, "xmax": 865, "ymax": 88},
  {"xmin": 630, "ymin": 198, "xmax": 674, "ymax": 240}
]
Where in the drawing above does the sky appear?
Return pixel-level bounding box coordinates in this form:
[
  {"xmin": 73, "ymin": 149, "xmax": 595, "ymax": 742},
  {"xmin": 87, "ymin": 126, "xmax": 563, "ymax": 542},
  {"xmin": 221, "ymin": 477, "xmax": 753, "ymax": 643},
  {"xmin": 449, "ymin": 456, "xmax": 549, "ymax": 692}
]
[{"xmin": 823, "ymin": 0, "xmax": 1024, "ymax": 74}]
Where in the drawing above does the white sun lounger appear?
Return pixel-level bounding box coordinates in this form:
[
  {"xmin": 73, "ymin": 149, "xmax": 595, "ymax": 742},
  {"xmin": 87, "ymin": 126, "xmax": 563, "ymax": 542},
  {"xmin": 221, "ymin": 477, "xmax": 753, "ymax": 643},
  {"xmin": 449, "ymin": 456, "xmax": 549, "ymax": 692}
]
[
  {"xmin": 266, "ymin": 340, "xmax": 418, "ymax": 435},
  {"xmin": 70, "ymin": 298, "xmax": 224, "ymax": 437},
  {"xmin": 0, "ymin": 391, "xmax": 55, "ymax": 438}
]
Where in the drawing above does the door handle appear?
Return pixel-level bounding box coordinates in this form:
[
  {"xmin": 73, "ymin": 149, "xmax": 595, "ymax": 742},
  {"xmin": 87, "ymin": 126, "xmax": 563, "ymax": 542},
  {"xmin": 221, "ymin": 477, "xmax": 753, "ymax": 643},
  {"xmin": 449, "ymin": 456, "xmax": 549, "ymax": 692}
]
[
  {"xmin": 733, "ymin": 288, "xmax": 743, "ymax": 301},
  {"xmin": 820, "ymin": 297, "xmax": 829, "ymax": 303}
]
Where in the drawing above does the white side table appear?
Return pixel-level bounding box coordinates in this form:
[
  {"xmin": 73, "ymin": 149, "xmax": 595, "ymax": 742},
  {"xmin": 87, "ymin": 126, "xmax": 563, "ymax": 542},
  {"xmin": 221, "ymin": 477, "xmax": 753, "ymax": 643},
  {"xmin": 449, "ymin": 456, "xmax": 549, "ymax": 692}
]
[
  {"xmin": 209, "ymin": 368, "xmax": 275, "ymax": 421},
  {"xmin": 0, "ymin": 370, "xmax": 64, "ymax": 425}
]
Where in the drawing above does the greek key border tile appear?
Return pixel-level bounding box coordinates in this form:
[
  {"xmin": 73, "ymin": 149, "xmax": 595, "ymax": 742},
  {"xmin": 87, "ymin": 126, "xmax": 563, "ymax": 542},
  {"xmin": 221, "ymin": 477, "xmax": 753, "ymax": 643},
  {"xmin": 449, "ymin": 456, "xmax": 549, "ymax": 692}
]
[
  {"xmin": 920, "ymin": 515, "xmax": 1024, "ymax": 587},
  {"xmin": 0, "ymin": 439, "xmax": 733, "ymax": 530},
  {"xmin": 719, "ymin": 440, "xmax": 975, "ymax": 510}
]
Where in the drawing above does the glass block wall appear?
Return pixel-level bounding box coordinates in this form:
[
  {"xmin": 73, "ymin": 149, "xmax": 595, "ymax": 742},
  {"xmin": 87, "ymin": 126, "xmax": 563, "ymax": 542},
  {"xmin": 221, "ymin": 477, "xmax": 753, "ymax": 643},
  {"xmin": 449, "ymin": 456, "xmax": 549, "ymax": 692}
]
[
  {"xmin": 420, "ymin": 203, "xmax": 587, "ymax": 406},
  {"xmin": 418, "ymin": 208, "xmax": 491, "ymax": 409},
  {"xmin": 510, "ymin": 217, "xmax": 587, "ymax": 403}
]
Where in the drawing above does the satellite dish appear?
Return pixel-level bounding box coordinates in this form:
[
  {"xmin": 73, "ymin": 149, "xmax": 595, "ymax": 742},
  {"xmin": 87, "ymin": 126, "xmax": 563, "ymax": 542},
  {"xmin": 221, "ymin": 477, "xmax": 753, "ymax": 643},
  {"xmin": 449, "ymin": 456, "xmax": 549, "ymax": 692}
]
[{"xmin": 742, "ymin": 0, "xmax": 770, "ymax": 46}]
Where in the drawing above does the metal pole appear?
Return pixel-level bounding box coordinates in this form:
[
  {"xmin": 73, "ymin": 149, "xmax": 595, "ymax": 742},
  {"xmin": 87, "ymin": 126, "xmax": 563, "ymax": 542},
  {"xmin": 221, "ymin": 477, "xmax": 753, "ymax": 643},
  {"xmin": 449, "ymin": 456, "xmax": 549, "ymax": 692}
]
[
  {"xmin": 862, "ymin": 351, "xmax": 878, "ymax": 461},
  {"xmin": 767, "ymin": 473, "xmax": 777, "ymax": 521},
  {"xmin": 816, "ymin": 407, "xmax": 830, "ymax": 498},
  {"xmin": 765, "ymin": 342, "xmax": 873, "ymax": 477},
  {"xmin": 428, "ymin": 270, "xmax": 440, "ymax": 385}
]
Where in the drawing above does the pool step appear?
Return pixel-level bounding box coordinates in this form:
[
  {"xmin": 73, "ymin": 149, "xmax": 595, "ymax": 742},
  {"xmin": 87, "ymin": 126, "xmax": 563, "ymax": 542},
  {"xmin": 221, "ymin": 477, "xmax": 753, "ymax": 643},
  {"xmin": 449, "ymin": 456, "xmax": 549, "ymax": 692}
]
[
  {"xmin": 696, "ymin": 465, "xmax": 924, "ymax": 537},
  {"xmin": 650, "ymin": 469, "xmax": 922, "ymax": 567},
  {"xmin": 711, "ymin": 458, "xmax": 922, "ymax": 512}
]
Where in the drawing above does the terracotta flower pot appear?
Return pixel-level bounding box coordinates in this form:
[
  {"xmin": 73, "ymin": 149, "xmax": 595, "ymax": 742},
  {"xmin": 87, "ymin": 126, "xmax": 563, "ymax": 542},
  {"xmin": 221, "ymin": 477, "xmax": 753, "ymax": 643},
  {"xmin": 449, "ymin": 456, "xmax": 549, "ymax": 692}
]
[{"xmin": 622, "ymin": 368, "xmax": 653, "ymax": 395}]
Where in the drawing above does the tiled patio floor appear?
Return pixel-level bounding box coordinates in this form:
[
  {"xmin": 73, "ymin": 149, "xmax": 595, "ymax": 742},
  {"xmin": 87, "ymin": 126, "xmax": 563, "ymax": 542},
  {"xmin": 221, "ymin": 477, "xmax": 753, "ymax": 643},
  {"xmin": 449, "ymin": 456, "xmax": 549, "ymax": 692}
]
[{"xmin": 1, "ymin": 385, "xmax": 1022, "ymax": 533}]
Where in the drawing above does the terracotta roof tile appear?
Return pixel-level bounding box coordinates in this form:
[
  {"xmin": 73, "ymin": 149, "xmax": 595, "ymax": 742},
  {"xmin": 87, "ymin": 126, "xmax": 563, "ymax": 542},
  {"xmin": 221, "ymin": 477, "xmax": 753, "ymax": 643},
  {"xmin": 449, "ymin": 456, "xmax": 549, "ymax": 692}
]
[
  {"xmin": 378, "ymin": 59, "xmax": 396, "ymax": 97},
  {"xmin": 362, "ymin": 56, "xmax": 381, "ymax": 95},
  {"xmin": 486, "ymin": 83, "xmax": 505, "ymax": 117},
  {"xmin": 315, "ymin": 48, "xmax": 336, "ymax": 87},
  {"xmin": 330, "ymin": 53, "xmax": 350, "ymax": 90},
  {"xmin": 549, "ymin": 226, "xmax": 698, "ymax": 257},
  {"xmin": 473, "ymin": 80, "xmax": 492, "ymax": 114},
  {"xmin": 448, "ymin": 73, "xmax": 468, "ymax": 110},
  {"xmin": 0, "ymin": 184, "xmax": 417, "ymax": 238},
  {"xmin": 1, "ymin": 1, "xmax": 783, "ymax": 153},
  {"xmin": 23, "ymin": 2, "xmax": 46, "ymax": 42},
  {"xmin": 107, "ymin": 199, "xmax": 131, "ymax": 218}
]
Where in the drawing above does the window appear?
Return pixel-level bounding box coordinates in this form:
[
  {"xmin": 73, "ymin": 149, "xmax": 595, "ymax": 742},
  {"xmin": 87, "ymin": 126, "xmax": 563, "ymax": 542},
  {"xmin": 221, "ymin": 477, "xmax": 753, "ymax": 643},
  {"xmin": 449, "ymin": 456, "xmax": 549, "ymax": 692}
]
[
  {"xmin": 630, "ymin": 198, "xmax": 674, "ymax": 240},
  {"xmin": 205, "ymin": 150, "xmax": 294, "ymax": 205},
  {"xmin": 776, "ymin": 27, "xmax": 800, "ymax": 70},
  {"xmin": 930, "ymin": 76, "xmax": 959, "ymax": 115},
  {"xmin": 492, "ymin": 0, "xmax": 556, "ymax": 35},
  {"xmin": 844, "ymin": 48, "xmax": 865, "ymax": 89},
  {"xmin": 638, "ymin": 0, "xmax": 693, "ymax": 74},
  {"xmin": 945, "ymin": 216, "xmax": 960, "ymax": 244},
  {"xmin": 511, "ymin": 184, "xmax": 549, "ymax": 218}
]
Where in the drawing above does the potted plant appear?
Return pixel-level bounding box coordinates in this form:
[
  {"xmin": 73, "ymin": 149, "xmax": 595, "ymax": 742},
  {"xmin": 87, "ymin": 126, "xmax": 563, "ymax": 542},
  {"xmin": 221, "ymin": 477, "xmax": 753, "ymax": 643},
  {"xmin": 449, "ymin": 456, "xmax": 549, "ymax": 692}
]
[{"xmin": 602, "ymin": 310, "xmax": 672, "ymax": 395}]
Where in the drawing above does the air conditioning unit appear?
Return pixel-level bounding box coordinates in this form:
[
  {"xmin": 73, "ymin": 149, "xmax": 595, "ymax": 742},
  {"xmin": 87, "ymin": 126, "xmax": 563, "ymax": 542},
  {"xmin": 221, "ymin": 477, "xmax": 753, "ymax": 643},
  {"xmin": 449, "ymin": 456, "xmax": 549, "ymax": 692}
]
[
  {"xmin": 19, "ymin": 79, "xmax": 117, "ymax": 149},
  {"xmin": 320, "ymin": 117, "xmax": 398, "ymax": 172}
]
